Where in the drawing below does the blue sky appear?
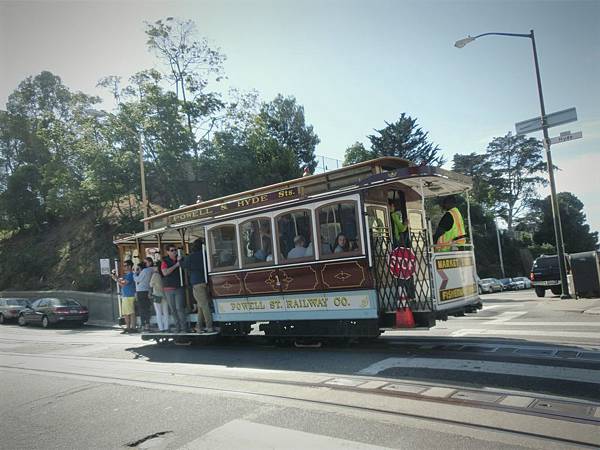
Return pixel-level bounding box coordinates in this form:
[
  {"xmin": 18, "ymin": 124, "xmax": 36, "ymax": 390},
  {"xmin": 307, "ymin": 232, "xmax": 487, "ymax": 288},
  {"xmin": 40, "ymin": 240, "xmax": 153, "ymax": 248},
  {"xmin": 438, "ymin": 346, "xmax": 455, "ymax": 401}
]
[{"xmin": 1, "ymin": 0, "xmax": 598, "ymax": 232}]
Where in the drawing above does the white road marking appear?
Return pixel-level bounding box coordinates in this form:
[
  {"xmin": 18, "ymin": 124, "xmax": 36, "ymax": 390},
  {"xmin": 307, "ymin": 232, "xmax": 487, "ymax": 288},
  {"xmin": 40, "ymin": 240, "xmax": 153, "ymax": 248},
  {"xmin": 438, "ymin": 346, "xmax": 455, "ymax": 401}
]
[
  {"xmin": 484, "ymin": 311, "xmax": 528, "ymax": 324},
  {"xmin": 450, "ymin": 328, "xmax": 600, "ymax": 339},
  {"xmin": 178, "ymin": 419, "xmax": 392, "ymax": 450},
  {"xmin": 482, "ymin": 303, "xmax": 525, "ymax": 310},
  {"xmin": 356, "ymin": 357, "xmax": 600, "ymax": 384},
  {"xmin": 482, "ymin": 322, "xmax": 600, "ymax": 327}
]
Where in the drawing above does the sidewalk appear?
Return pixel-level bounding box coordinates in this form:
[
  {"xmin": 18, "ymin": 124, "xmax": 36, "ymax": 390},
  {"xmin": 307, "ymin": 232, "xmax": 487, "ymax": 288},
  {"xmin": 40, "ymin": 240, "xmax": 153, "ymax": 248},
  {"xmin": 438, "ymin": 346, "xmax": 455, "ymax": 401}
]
[{"xmin": 543, "ymin": 297, "xmax": 600, "ymax": 315}]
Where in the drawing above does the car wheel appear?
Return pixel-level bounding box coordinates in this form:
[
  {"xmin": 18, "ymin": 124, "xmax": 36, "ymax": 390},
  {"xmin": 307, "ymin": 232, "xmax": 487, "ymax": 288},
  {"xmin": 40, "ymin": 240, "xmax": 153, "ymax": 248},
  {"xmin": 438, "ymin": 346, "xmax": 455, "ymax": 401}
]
[
  {"xmin": 18, "ymin": 314, "xmax": 27, "ymax": 326},
  {"xmin": 42, "ymin": 316, "xmax": 50, "ymax": 328},
  {"xmin": 0, "ymin": 313, "xmax": 4, "ymax": 324},
  {"xmin": 534, "ymin": 286, "xmax": 546, "ymax": 298},
  {"xmin": 550, "ymin": 286, "xmax": 562, "ymax": 296}
]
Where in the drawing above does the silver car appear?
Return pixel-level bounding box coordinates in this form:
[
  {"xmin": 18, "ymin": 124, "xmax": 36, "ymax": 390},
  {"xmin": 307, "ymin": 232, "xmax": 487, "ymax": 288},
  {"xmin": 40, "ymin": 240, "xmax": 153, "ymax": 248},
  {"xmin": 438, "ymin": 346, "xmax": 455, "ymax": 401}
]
[{"xmin": 0, "ymin": 298, "xmax": 30, "ymax": 324}]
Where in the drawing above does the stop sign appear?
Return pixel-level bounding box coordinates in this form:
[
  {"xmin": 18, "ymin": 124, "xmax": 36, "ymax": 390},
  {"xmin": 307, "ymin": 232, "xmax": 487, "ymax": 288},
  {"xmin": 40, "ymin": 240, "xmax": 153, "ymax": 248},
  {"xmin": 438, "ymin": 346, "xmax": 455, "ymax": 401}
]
[{"xmin": 388, "ymin": 247, "xmax": 416, "ymax": 279}]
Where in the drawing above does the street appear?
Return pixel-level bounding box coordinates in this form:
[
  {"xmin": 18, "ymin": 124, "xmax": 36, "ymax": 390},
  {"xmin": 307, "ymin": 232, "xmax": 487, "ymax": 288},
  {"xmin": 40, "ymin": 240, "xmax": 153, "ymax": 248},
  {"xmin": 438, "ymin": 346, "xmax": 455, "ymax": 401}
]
[{"xmin": 1, "ymin": 290, "xmax": 599, "ymax": 449}]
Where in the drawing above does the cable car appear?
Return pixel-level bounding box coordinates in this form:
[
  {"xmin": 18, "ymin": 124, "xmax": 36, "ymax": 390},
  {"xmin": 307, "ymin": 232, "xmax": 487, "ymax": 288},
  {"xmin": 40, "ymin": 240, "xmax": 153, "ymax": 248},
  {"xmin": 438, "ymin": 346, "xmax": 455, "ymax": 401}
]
[{"xmin": 113, "ymin": 157, "xmax": 481, "ymax": 343}]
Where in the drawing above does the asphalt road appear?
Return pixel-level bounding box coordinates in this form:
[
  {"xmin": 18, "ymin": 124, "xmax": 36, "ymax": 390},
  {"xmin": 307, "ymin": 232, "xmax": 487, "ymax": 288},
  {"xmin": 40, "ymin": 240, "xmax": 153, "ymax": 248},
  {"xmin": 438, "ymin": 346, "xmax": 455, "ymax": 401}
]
[{"xmin": 1, "ymin": 289, "xmax": 599, "ymax": 449}]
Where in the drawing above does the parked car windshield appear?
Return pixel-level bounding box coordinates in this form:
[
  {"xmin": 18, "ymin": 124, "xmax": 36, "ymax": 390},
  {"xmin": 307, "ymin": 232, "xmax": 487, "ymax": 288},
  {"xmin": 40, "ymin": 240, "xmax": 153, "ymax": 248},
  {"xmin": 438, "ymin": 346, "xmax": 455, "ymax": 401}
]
[{"xmin": 481, "ymin": 278, "xmax": 496, "ymax": 283}]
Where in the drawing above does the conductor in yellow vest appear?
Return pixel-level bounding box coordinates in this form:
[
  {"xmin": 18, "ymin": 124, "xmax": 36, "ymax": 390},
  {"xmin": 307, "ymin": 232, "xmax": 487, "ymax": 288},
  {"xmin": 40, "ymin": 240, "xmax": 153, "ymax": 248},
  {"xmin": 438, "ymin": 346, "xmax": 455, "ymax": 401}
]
[{"xmin": 433, "ymin": 195, "xmax": 467, "ymax": 252}]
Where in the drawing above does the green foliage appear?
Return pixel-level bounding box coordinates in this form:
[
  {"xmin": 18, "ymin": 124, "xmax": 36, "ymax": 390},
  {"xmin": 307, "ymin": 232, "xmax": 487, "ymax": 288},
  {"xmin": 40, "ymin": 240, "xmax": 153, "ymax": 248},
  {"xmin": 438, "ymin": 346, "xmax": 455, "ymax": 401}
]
[
  {"xmin": 343, "ymin": 142, "xmax": 371, "ymax": 166},
  {"xmin": 485, "ymin": 132, "xmax": 546, "ymax": 230},
  {"xmin": 343, "ymin": 113, "xmax": 444, "ymax": 166},
  {"xmin": 452, "ymin": 153, "xmax": 493, "ymax": 205},
  {"xmin": 532, "ymin": 192, "xmax": 599, "ymax": 253},
  {"xmin": 368, "ymin": 113, "xmax": 445, "ymax": 166},
  {"xmin": 256, "ymin": 94, "xmax": 319, "ymax": 172}
]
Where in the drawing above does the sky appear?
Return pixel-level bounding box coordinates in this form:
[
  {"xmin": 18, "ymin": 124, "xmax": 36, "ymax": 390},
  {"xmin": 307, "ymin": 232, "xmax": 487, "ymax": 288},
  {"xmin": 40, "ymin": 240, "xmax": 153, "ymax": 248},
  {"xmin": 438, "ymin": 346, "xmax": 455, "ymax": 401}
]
[{"xmin": 1, "ymin": 0, "xmax": 599, "ymax": 233}]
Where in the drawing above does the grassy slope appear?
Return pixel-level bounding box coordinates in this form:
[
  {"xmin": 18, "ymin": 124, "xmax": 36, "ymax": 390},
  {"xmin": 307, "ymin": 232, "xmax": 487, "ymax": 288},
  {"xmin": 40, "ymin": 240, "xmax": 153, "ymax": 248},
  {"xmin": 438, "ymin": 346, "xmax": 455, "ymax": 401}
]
[{"xmin": 0, "ymin": 215, "xmax": 118, "ymax": 292}]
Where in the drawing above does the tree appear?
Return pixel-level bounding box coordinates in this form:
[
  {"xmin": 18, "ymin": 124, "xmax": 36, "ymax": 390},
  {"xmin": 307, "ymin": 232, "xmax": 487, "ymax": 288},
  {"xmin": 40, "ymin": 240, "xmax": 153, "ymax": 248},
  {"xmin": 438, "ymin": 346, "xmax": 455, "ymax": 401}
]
[
  {"xmin": 144, "ymin": 17, "xmax": 225, "ymax": 151},
  {"xmin": 485, "ymin": 132, "xmax": 546, "ymax": 231},
  {"xmin": 343, "ymin": 142, "xmax": 371, "ymax": 166},
  {"xmin": 368, "ymin": 113, "xmax": 445, "ymax": 166},
  {"xmin": 0, "ymin": 165, "xmax": 44, "ymax": 230},
  {"xmin": 256, "ymin": 95, "xmax": 319, "ymax": 172},
  {"xmin": 1, "ymin": 71, "xmax": 107, "ymax": 223},
  {"xmin": 451, "ymin": 152, "xmax": 493, "ymax": 205},
  {"xmin": 532, "ymin": 192, "xmax": 598, "ymax": 253}
]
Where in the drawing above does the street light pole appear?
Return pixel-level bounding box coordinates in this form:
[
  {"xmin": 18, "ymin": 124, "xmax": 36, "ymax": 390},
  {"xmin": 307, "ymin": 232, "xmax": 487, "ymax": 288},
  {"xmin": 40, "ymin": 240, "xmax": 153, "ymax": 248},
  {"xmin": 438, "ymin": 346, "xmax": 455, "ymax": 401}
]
[{"xmin": 454, "ymin": 29, "xmax": 571, "ymax": 298}]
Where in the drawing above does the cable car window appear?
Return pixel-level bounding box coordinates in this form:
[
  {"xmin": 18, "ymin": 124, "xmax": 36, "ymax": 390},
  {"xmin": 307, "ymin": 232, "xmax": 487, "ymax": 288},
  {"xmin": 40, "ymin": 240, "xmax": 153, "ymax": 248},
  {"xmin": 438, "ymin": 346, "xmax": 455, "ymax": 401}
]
[
  {"xmin": 208, "ymin": 224, "xmax": 238, "ymax": 271},
  {"xmin": 317, "ymin": 201, "xmax": 361, "ymax": 258},
  {"xmin": 276, "ymin": 210, "xmax": 314, "ymax": 263},
  {"xmin": 240, "ymin": 217, "xmax": 273, "ymax": 268}
]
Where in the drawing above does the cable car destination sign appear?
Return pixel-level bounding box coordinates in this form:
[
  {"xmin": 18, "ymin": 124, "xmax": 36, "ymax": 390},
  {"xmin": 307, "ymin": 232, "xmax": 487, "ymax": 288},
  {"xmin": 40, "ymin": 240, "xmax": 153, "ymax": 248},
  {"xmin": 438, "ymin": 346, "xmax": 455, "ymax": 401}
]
[{"xmin": 169, "ymin": 187, "xmax": 300, "ymax": 225}]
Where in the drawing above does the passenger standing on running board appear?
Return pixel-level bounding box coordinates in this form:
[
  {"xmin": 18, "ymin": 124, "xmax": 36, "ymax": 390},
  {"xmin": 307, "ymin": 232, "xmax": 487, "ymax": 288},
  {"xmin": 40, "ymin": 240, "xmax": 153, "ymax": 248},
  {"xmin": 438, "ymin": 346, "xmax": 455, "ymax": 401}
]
[
  {"xmin": 180, "ymin": 238, "xmax": 215, "ymax": 333},
  {"xmin": 134, "ymin": 257, "xmax": 154, "ymax": 331},
  {"xmin": 161, "ymin": 246, "xmax": 188, "ymax": 333}
]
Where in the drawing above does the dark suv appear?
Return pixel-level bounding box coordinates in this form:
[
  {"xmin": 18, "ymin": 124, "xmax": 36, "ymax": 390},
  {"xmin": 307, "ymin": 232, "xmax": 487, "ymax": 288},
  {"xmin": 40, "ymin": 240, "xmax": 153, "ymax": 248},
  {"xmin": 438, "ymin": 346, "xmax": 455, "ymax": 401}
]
[{"xmin": 530, "ymin": 255, "xmax": 563, "ymax": 297}]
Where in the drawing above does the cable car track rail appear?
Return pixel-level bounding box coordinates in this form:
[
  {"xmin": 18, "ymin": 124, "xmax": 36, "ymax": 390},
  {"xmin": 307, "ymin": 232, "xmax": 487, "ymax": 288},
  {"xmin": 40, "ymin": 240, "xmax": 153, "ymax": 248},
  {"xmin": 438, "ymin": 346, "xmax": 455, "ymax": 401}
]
[{"xmin": 0, "ymin": 360, "xmax": 598, "ymax": 449}]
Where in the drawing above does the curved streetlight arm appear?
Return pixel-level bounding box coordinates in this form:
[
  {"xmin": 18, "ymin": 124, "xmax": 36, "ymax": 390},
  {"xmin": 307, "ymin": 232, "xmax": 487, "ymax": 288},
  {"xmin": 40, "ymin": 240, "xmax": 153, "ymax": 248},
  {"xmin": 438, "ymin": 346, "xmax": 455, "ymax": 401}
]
[{"xmin": 454, "ymin": 31, "xmax": 532, "ymax": 48}]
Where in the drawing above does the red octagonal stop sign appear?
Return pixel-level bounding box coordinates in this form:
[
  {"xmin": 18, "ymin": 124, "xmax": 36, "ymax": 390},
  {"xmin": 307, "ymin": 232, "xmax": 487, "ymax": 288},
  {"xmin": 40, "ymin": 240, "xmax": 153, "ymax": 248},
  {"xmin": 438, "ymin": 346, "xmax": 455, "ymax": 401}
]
[{"xmin": 388, "ymin": 247, "xmax": 416, "ymax": 279}]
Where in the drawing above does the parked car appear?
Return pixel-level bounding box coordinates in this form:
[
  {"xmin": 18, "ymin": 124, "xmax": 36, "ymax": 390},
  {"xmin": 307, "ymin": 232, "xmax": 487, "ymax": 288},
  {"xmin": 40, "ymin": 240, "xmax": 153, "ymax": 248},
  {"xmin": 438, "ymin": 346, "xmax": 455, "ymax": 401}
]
[
  {"xmin": 0, "ymin": 298, "xmax": 30, "ymax": 324},
  {"xmin": 498, "ymin": 278, "xmax": 513, "ymax": 291},
  {"xmin": 18, "ymin": 298, "xmax": 88, "ymax": 328},
  {"xmin": 478, "ymin": 278, "xmax": 503, "ymax": 294},
  {"xmin": 512, "ymin": 276, "xmax": 532, "ymax": 289},
  {"xmin": 509, "ymin": 278, "xmax": 526, "ymax": 290},
  {"xmin": 530, "ymin": 254, "xmax": 563, "ymax": 297}
]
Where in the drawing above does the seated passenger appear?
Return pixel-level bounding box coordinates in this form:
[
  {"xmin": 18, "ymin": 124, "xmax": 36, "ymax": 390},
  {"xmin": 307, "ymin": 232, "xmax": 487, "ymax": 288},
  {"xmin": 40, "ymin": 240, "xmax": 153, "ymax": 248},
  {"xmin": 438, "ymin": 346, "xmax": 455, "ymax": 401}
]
[
  {"xmin": 287, "ymin": 235, "xmax": 307, "ymax": 259},
  {"xmin": 320, "ymin": 235, "xmax": 332, "ymax": 255},
  {"xmin": 304, "ymin": 241, "xmax": 314, "ymax": 257},
  {"xmin": 254, "ymin": 235, "xmax": 272, "ymax": 261},
  {"xmin": 334, "ymin": 234, "xmax": 350, "ymax": 253}
]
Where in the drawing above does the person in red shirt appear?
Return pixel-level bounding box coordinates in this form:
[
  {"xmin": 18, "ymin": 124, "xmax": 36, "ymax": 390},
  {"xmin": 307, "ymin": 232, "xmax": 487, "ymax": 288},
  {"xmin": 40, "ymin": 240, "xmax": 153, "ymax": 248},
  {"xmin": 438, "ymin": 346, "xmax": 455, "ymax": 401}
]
[{"xmin": 161, "ymin": 246, "xmax": 188, "ymax": 333}]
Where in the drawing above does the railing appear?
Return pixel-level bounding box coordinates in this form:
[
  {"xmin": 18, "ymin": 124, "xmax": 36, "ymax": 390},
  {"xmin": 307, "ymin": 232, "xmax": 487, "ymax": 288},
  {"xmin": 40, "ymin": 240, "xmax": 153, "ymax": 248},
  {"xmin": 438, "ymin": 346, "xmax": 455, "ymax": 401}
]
[{"xmin": 371, "ymin": 232, "xmax": 434, "ymax": 313}]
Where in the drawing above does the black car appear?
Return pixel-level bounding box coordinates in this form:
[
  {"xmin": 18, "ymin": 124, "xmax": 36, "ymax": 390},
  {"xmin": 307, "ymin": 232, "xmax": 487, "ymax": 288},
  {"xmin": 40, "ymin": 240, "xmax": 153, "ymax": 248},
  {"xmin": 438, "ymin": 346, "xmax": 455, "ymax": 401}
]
[
  {"xmin": 530, "ymin": 255, "xmax": 563, "ymax": 297},
  {"xmin": 18, "ymin": 298, "xmax": 88, "ymax": 328}
]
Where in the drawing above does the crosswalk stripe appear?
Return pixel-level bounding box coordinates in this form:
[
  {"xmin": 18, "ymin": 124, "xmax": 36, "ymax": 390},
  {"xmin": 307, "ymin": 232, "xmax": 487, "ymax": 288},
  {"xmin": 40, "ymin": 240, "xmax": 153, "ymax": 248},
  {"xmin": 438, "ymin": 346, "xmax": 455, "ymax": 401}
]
[
  {"xmin": 484, "ymin": 311, "xmax": 528, "ymax": 324},
  {"xmin": 450, "ymin": 329, "xmax": 600, "ymax": 339},
  {"xmin": 356, "ymin": 357, "xmax": 600, "ymax": 384},
  {"xmin": 179, "ymin": 419, "xmax": 391, "ymax": 449}
]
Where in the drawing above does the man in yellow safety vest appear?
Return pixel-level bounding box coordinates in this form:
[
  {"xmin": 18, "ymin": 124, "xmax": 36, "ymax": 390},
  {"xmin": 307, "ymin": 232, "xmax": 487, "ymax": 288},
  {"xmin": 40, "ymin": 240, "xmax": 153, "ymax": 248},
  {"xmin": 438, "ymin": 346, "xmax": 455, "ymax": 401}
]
[{"xmin": 433, "ymin": 195, "xmax": 466, "ymax": 252}]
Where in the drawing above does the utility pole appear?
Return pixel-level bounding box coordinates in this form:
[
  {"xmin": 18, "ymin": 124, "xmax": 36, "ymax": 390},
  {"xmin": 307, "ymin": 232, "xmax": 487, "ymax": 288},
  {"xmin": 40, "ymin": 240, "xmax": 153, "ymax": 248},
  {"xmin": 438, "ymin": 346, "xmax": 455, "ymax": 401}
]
[{"xmin": 496, "ymin": 221, "xmax": 505, "ymax": 278}]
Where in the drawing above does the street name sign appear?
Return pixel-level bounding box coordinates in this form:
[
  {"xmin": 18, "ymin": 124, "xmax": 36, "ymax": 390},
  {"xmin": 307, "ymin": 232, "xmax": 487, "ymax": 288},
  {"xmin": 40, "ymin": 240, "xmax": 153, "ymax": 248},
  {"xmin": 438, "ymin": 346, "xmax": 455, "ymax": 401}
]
[
  {"xmin": 549, "ymin": 130, "xmax": 582, "ymax": 145},
  {"xmin": 515, "ymin": 107, "xmax": 577, "ymax": 135}
]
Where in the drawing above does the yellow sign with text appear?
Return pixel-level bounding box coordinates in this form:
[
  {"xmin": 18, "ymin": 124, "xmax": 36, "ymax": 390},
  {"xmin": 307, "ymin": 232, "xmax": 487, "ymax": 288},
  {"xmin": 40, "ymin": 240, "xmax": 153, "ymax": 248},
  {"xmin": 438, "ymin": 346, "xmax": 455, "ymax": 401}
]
[
  {"xmin": 439, "ymin": 283, "xmax": 477, "ymax": 302},
  {"xmin": 217, "ymin": 294, "xmax": 371, "ymax": 314}
]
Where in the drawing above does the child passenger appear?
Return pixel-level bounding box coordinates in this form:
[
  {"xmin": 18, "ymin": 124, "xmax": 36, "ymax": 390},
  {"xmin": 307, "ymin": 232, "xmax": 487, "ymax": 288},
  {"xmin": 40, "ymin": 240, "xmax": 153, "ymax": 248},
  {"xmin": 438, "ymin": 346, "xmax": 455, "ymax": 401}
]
[{"xmin": 150, "ymin": 264, "xmax": 169, "ymax": 332}]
